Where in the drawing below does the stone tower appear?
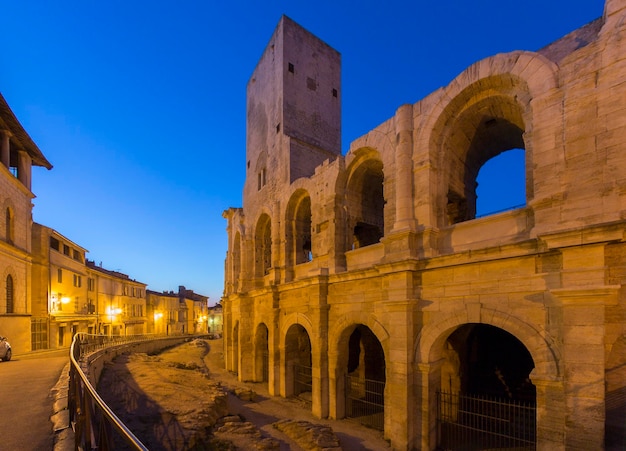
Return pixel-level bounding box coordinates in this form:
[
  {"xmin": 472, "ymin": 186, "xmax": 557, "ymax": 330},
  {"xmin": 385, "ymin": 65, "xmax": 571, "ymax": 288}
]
[{"xmin": 244, "ymin": 15, "xmax": 341, "ymax": 211}]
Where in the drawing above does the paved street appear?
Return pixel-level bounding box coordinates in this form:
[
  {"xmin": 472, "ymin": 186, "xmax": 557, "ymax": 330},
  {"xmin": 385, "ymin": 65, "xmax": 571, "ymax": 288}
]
[{"xmin": 0, "ymin": 350, "xmax": 68, "ymax": 451}]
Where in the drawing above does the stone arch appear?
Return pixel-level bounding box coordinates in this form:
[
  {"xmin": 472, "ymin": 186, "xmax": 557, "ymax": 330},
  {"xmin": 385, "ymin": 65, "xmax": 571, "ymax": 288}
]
[
  {"xmin": 280, "ymin": 313, "xmax": 315, "ymax": 399},
  {"xmin": 414, "ymin": 307, "xmax": 560, "ymax": 449},
  {"xmin": 415, "ymin": 306, "xmax": 560, "ymax": 383},
  {"xmin": 285, "ymin": 188, "xmax": 313, "ymax": 269},
  {"xmin": 328, "ymin": 313, "xmax": 390, "ymax": 421},
  {"xmin": 254, "ymin": 213, "xmax": 272, "ymax": 278},
  {"xmin": 418, "ymin": 51, "xmax": 559, "ymax": 227},
  {"xmin": 329, "ymin": 312, "xmax": 391, "ymax": 349},
  {"xmin": 342, "ymin": 147, "xmax": 386, "ymax": 250}
]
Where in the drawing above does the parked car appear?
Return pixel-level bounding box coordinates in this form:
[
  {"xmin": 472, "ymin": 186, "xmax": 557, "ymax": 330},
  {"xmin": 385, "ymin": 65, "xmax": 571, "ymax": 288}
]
[{"xmin": 0, "ymin": 336, "xmax": 11, "ymax": 361}]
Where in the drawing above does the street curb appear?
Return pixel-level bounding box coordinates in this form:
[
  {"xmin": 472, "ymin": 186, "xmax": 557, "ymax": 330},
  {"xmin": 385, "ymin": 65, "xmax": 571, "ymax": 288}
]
[{"xmin": 50, "ymin": 361, "xmax": 74, "ymax": 451}]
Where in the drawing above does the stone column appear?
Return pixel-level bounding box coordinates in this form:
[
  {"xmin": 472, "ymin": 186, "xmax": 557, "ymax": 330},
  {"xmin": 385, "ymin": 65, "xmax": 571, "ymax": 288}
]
[
  {"xmin": 17, "ymin": 150, "xmax": 31, "ymax": 190},
  {"xmin": 416, "ymin": 360, "xmax": 443, "ymax": 451},
  {"xmin": 531, "ymin": 373, "xmax": 566, "ymax": 450},
  {"xmin": 0, "ymin": 130, "xmax": 10, "ymax": 169},
  {"xmin": 551, "ymin": 286, "xmax": 618, "ymax": 450},
  {"xmin": 268, "ymin": 306, "xmax": 281, "ymax": 396},
  {"xmin": 310, "ymin": 278, "xmax": 329, "ymax": 418},
  {"xmin": 237, "ymin": 296, "xmax": 255, "ymax": 381},
  {"xmin": 393, "ymin": 104, "xmax": 416, "ymax": 232}
]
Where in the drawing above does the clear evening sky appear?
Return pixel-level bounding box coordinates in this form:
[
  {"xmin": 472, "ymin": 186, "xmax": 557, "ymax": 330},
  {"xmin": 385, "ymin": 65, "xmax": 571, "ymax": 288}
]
[{"xmin": 2, "ymin": 1, "xmax": 604, "ymax": 304}]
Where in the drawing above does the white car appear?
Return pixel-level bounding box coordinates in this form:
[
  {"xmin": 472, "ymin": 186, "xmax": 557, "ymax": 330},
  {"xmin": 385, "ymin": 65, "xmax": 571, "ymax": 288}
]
[{"xmin": 0, "ymin": 336, "xmax": 11, "ymax": 361}]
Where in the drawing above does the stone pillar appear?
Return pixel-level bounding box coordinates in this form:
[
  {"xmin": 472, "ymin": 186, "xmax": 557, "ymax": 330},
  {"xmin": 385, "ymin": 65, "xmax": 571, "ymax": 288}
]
[
  {"xmin": 532, "ymin": 373, "xmax": 566, "ymax": 450},
  {"xmin": 327, "ymin": 330, "xmax": 345, "ymax": 420},
  {"xmin": 237, "ymin": 296, "xmax": 255, "ymax": 381},
  {"xmin": 268, "ymin": 306, "xmax": 281, "ymax": 396},
  {"xmin": 416, "ymin": 360, "xmax": 443, "ymax": 451},
  {"xmin": 551, "ymin": 286, "xmax": 618, "ymax": 450},
  {"xmin": 384, "ymin": 272, "xmax": 418, "ymax": 449},
  {"xmin": 222, "ymin": 299, "xmax": 234, "ymax": 372},
  {"xmin": 393, "ymin": 104, "xmax": 416, "ymax": 232},
  {"xmin": 0, "ymin": 130, "xmax": 10, "ymax": 168},
  {"xmin": 311, "ymin": 279, "xmax": 329, "ymax": 418}
]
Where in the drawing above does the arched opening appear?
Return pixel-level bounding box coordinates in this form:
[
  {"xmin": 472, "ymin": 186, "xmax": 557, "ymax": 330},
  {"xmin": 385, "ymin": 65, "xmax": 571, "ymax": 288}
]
[
  {"xmin": 5, "ymin": 274, "xmax": 13, "ymax": 313},
  {"xmin": 476, "ymin": 148, "xmax": 526, "ymax": 217},
  {"xmin": 448, "ymin": 324, "xmax": 535, "ymax": 399},
  {"xmin": 254, "ymin": 214, "xmax": 272, "ymax": 277},
  {"xmin": 255, "ymin": 323, "xmax": 269, "ymax": 384},
  {"xmin": 232, "ymin": 232, "xmax": 241, "ymax": 290},
  {"xmin": 286, "ymin": 190, "xmax": 313, "ymax": 269},
  {"xmin": 284, "ymin": 324, "xmax": 312, "ymax": 404},
  {"xmin": 5, "ymin": 208, "xmax": 13, "ymax": 245},
  {"xmin": 434, "ymin": 81, "xmax": 530, "ymax": 227},
  {"xmin": 345, "ymin": 325, "xmax": 385, "ymax": 430},
  {"xmin": 438, "ymin": 324, "xmax": 536, "ymax": 449},
  {"xmin": 294, "ymin": 196, "xmax": 312, "ymax": 264},
  {"xmin": 346, "ymin": 158, "xmax": 385, "ymax": 249}
]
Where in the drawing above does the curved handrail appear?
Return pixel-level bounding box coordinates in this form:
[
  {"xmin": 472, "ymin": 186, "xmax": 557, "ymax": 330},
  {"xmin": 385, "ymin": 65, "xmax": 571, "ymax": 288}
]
[{"xmin": 69, "ymin": 333, "xmax": 151, "ymax": 450}]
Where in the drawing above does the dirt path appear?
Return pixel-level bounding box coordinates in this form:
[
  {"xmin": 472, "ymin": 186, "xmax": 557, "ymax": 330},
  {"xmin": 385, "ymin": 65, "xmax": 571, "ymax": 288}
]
[{"xmin": 97, "ymin": 338, "xmax": 391, "ymax": 450}]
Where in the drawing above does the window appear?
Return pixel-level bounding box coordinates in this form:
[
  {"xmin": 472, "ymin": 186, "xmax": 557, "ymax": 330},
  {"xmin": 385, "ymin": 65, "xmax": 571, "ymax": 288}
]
[
  {"xmin": 88, "ymin": 278, "xmax": 95, "ymax": 291},
  {"xmin": 63, "ymin": 244, "xmax": 70, "ymax": 256},
  {"xmin": 73, "ymin": 274, "xmax": 82, "ymax": 288},
  {"xmin": 57, "ymin": 269, "xmax": 63, "ymax": 283},
  {"xmin": 257, "ymin": 168, "xmax": 267, "ymax": 191},
  {"xmin": 50, "ymin": 237, "xmax": 60, "ymax": 251},
  {"xmin": 73, "ymin": 249, "xmax": 82, "ymax": 262},
  {"xmin": 5, "ymin": 208, "xmax": 13, "ymax": 245},
  {"xmin": 6, "ymin": 275, "xmax": 13, "ymax": 313},
  {"xmin": 349, "ymin": 159, "xmax": 385, "ymax": 249},
  {"xmin": 255, "ymin": 214, "xmax": 272, "ymax": 276},
  {"xmin": 475, "ymin": 148, "xmax": 526, "ymax": 217},
  {"xmin": 288, "ymin": 62, "xmax": 294, "ymax": 73}
]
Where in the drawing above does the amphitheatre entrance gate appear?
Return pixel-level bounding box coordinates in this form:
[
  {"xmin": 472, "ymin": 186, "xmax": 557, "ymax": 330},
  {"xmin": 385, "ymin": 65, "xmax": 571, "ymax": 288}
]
[
  {"xmin": 285, "ymin": 324, "xmax": 313, "ymax": 405},
  {"xmin": 344, "ymin": 325, "xmax": 385, "ymax": 430},
  {"xmin": 436, "ymin": 324, "xmax": 537, "ymax": 449}
]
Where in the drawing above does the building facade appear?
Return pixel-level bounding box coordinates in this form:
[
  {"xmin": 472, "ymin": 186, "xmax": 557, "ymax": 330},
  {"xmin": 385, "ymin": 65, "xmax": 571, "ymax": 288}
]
[
  {"xmin": 0, "ymin": 94, "xmax": 52, "ymax": 355},
  {"xmin": 223, "ymin": 3, "xmax": 626, "ymax": 450},
  {"xmin": 31, "ymin": 224, "xmax": 95, "ymax": 348},
  {"xmin": 86, "ymin": 261, "xmax": 147, "ymax": 337}
]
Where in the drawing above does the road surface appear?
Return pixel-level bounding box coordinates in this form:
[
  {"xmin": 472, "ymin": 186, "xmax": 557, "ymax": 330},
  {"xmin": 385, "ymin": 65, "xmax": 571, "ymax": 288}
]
[{"xmin": 0, "ymin": 350, "xmax": 68, "ymax": 450}]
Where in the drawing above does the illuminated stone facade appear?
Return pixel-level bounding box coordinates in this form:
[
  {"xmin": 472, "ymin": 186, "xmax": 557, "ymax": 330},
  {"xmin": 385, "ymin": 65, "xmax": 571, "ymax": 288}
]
[
  {"xmin": 0, "ymin": 94, "xmax": 52, "ymax": 355},
  {"xmin": 223, "ymin": 3, "xmax": 626, "ymax": 449}
]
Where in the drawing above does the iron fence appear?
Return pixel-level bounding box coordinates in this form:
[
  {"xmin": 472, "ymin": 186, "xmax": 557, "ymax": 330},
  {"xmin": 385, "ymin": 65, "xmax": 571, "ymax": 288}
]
[
  {"xmin": 345, "ymin": 375, "xmax": 384, "ymax": 431},
  {"xmin": 294, "ymin": 363, "xmax": 312, "ymax": 400},
  {"xmin": 262, "ymin": 352, "xmax": 269, "ymax": 382},
  {"xmin": 68, "ymin": 333, "xmax": 149, "ymax": 450},
  {"xmin": 437, "ymin": 391, "xmax": 536, "ymax": 450}
]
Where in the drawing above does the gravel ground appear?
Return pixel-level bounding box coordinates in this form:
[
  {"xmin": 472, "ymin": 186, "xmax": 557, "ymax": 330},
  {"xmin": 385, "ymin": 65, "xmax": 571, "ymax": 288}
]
[{"xmin": 97, "ymin": 338, "xmax": 392, "ymax": 450}]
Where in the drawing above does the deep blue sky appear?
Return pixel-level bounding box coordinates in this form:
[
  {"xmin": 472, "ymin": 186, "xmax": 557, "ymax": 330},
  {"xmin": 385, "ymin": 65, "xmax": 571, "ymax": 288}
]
[{"xmin": 2, "ymin": 1, "xmax": 604, "ymax": 303}]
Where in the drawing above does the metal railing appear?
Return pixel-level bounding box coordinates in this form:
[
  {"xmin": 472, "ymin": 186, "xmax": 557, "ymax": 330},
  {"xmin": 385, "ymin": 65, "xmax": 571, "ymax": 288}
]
[
  {"xmin": 294, "ymin": 363, "xmax": 312, "ymax": 400},
  {"xmin": 437, "ymin": 391, "xmax": 536, "ymax": 450},
  {"xmin": 345, "ymin": 375, "xmax": 385, "ymax": 431},
  {"xmin": 68, "ymin": 333, "xmax": 178, "ymax": 450}
]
